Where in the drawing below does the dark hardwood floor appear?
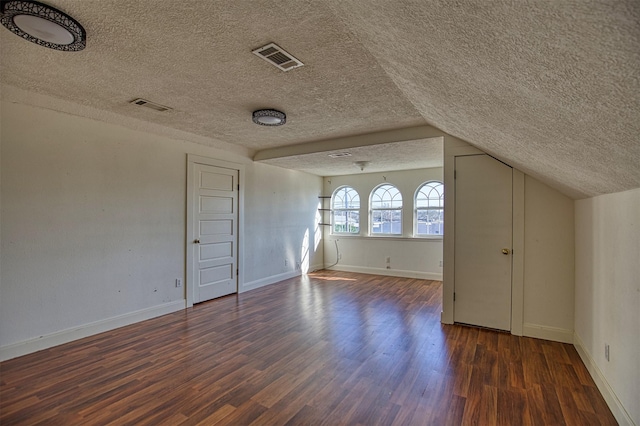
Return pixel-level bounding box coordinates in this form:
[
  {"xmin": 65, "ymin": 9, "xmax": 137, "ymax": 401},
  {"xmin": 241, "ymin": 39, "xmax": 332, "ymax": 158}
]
[{"xmin": 0, "ymin": 271, "xmax": 616, "ymax": 425}]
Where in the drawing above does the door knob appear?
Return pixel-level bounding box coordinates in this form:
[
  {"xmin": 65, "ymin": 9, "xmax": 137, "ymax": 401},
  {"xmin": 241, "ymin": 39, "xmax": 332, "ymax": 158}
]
[
  {"xmin": 194, "ymin": 239, "xmax": 200, "ymax": 244},
  {"xmin": 502, "ymin": 248, "xmax": 510, "ymax": 255}
]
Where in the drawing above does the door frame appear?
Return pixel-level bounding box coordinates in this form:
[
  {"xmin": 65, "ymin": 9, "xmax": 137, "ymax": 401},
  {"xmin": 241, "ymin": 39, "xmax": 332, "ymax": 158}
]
[
  {"xmin": 442, "ymin": 140, "xmax": 524, "ymax": 335},
  {"xmin": 186, "ymin": 154, "xmax": 245, "ymax": 308}
]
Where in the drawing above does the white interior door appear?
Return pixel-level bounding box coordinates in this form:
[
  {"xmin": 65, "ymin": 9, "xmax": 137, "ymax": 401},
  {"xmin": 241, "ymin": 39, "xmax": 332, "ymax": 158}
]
[
  {"xmin": 454, "ymin": 154, "xmax": 513, "ymax": 330},
  {"xmin": 191, "ymin": 163, "xmax": 238, "ymax": 303}
]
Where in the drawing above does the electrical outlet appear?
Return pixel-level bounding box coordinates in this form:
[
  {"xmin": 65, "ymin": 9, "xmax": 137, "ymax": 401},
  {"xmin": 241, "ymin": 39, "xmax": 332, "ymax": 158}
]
[
  {"xmin": 175, "ymin": 278, "xmax": 182, "ymax": 288},
  {"xmin": 386, "ymin": 257, "xmax": 391, "ymax": 263},
  {"xmin": 605, "ymin": 344, "xmax": 610, "ymax": 361},
  {"xmin": 439, "ymin": 260, "xmax": 443, "ymax": 267},
  {"xmin": 284, "ymin": 259, "xmax": 288, "ymax": 267},
  {"xmin": 296, "ymin": 262, "xmax": 301, "ymax": 270},
  {"xmin": 338, "ymin": 253, "xmax": 342, "ymax": 260}
]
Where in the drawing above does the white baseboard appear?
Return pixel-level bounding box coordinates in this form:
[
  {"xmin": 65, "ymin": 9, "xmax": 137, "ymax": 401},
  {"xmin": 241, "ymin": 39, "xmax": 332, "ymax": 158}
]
[
  {"xmin": 241, "ymin": 270, "xmax": 301, "ymax": 292},
  {"xmin": 325, "ymin": 264, "xmax": 442, "ymax": 281},
  {"xmin": 573, "ymin": 333, "xmax": 635, "ymax": 426},
  {"xmin": 308, "ymin": 263, "xmax": 326, "ymax": 273},
  {"xmin": 522, "ymin": 323, "xmax": 574, "ymax": 344},
  {"xmin": 0, "ymin": 300, "xmax": 186, "ymax": 362},
  {"xmin": 309, "ymin": 263, "xmax": 324, "ymax": 273}
]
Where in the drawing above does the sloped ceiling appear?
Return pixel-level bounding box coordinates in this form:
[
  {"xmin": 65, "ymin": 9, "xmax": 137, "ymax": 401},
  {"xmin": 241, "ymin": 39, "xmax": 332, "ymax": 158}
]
[{"xmin": 1, "ymin": 0, "xmax": 638, "ymax": 198}]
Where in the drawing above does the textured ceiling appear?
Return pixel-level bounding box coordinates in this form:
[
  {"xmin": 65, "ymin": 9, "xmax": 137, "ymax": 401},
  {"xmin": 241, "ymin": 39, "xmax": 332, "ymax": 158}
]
[
  {"xmin": 1, "ymin": 0, "xmax": 638, "ymax": 198},
  {"xmin": 261, "ymin": 137, "xmax": 443, "ymax": 176},
  {"xmin": 326, "ymin": 0, "xmax": 640, "ymax": 198}
]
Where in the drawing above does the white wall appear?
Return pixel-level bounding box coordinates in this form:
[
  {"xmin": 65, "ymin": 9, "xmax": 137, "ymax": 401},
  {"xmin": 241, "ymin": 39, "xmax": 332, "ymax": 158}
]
[
  {"xmin": 575, "ymin": 188, "xmax": 639, "ymax": 426},
  {"xmin": 244, "ymin": 162, "xmax": 324, "ymax": 289},
  {"xmin": 322, "ymin": 168, "xmax": 443, "ymax": 280},
  {"xmin": 0, "ymin": 101, "xmax": 322, "ymax": 359},
  {"xmin": 522, "ymin": 175, "xmax": 575, "ymax": 342}
]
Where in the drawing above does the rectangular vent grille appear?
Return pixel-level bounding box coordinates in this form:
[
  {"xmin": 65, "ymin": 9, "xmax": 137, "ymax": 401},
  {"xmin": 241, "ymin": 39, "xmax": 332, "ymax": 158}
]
[
  {"xmin": 252, "ymin": 43, "xmax": 304, "ymax": 72},
  {"xmin": 130, "ymin": 98, "xmax": 172, "ymax": 112},
  {"xmin": 328, "ymin": 152, "xmax": 352, "ymax": 158}
]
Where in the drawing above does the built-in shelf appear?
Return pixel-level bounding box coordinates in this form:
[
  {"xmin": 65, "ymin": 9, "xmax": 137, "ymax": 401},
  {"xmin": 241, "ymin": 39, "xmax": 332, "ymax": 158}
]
[{"xmin": 318, "ymin": 196, "xmax": 331, "ymax": 227}]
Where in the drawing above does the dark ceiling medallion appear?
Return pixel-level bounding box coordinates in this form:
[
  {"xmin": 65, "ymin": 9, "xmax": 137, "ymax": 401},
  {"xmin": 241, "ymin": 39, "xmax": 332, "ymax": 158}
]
[
  {"xmin": 252, "ymin": 109, "xmax": 286, "ymax": 126},
  {"xmin": 0, "ymin": 0, "xmax": 86, "ymax": 51}
]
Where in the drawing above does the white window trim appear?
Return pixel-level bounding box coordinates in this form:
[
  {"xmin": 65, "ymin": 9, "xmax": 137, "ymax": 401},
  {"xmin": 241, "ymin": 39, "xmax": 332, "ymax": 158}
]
[
  {"xmin": 369, "ymin": 183, "xmax": 403, "ymax": 236},
  {"xmin": 331, "ymin": 186, "xmax": 361, "ymax": 235},
  {"xmin": 414, "ymin": 181, "xmax": 444, "ymax": 238}
]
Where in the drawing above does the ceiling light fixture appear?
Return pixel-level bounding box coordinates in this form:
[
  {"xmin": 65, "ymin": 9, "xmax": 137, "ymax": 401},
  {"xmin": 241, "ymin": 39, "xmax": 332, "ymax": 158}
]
[
  {"xmin": 252, "ymin": 109, "xmax": 286, "ymax": 126},
  {"xmin": 0, "ymin": 0, "xmax": 86, "ymax": 51},
  {"xmin": 354, "ymin": 161, "xmax": 370, "ymax": 171}
]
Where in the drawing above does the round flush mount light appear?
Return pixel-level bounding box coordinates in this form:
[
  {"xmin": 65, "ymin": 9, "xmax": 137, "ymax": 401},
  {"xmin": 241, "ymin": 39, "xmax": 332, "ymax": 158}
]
[
  {"xmin": 0, "ymin": 0, "xmax": 86, "ymax": 51},
  {"xmin": 252, "ymin": 109, "xmax": 286, "ymax": 126}
]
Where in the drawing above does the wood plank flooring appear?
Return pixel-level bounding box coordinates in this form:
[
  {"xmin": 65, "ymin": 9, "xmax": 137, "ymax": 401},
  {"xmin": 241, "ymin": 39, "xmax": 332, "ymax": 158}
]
[{"xmin": 0, "ymin": 271, "xmax": 617, "ymax": 425}]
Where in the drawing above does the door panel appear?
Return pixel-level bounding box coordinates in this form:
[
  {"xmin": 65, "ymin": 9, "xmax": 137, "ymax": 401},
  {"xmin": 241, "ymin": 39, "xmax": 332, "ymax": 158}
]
[
  {"xmin": 192, "ymin": 164, "xmax": 238, "ymax": 303},
  {"xmin": 200, "ymin": 242, "xmax": 233, "ymax": 261},
  {"xmin": 454, "ymin": 154, "xmax": 512, "ymax": 330},
  {"xmin": 200, "ymin": 219, "xmax": 233, "ymax": 236},
  {"xmin": 200, "ymin": 196, "xmax": 233, "ymax": 213}
]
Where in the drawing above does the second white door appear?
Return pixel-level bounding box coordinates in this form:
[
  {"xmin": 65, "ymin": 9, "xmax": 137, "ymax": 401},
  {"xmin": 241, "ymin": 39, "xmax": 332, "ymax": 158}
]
[
  {"xmin": 191, "ymin": 163, "xmax": 238, "ymax": 304},
  {"xmin": 454, "ymin": 154, "xmax": 513, "ymax": 330}
]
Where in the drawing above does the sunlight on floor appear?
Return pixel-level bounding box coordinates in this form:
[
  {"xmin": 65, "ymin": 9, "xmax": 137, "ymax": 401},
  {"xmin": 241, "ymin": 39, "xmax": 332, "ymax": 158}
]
[{"xmin": 308, "ymin": 274, "xmax": 357, "ymax": 282}]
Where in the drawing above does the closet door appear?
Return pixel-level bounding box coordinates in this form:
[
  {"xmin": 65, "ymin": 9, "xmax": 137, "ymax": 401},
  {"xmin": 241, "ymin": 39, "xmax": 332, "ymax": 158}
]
[{"xmin": 454, "ymin": 154, "xmax": 513, "ymax": 330}]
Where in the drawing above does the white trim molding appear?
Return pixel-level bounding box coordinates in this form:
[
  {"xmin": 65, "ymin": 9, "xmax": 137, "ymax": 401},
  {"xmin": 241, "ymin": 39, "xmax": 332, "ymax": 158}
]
[
  {"xmin": 242, "ymin": 270, "xmax": 302, "ymax": 293},
  {"xmin": 511, "ymin": 169, "xmax": 525, "ymax": 336},
  {"xmin": 574, "ymin": 333, "xmax": 635, "ymax": 426},
  {"xmin": 522, "ymin": 323, "xmax": 574, "ymax": 344},
  {"xmin": 0, "ymin": 300, "xmax": 186, "ymax": 362},
  {"xmin": 327, "ymin": 264, "xmax": 442, "ymax": 281}
]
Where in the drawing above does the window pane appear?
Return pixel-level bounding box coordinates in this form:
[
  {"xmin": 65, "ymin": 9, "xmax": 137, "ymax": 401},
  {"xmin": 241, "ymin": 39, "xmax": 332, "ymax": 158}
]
[
  {"xmin": 416, "ymin": 208, "xmax": 444, "ymax": 235},
  {"xmin": 333, "ymin": 210, "xmax": 347, "ymax": 233},
  {"xmin": 416, "ymin": 181, "xmax": 443, "ymax": 208},
  {"xmin": 371, "ymin": 209, "xmax": 402, "ymax": 234},
  {"xmin": 332, "ymin": 186, "xmax": 360, "ymax": 209},
  {"xmin": 371, "ymin": 184, "xmax": 402, "ymax": 209},
  {"xmin": 333, "ymin": 210, "xmax": 359, "ymax": 233},
  {"xmin": 347, "ymin": 211, "xmax": 360, "ymax": 233}
]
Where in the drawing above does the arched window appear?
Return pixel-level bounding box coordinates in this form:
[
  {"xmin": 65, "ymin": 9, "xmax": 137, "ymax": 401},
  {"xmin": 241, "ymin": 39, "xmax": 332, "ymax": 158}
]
[
  {"xmin": 370, "ymin": 184, "xmax": 402, "ymax": 235},
  {"xmin": 415, "ymin": 181, "xmax": 444, "ymax": 236},
  {"xmin": 332, "ymin": 186, "xmax": 360, "ymax": 234}
]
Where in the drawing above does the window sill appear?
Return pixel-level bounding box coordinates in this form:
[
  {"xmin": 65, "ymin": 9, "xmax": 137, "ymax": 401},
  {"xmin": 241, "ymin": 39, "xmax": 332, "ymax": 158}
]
[{"xmin": 329, "ymin": 235, "xmax": 443, "ymax": 242}]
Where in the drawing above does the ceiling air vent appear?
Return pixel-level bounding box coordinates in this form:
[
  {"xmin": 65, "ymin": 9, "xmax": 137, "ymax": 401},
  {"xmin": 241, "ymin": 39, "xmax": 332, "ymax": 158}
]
[
  {"xmin": 252, "ymin": 43, "xmax": 304, "ymax": 72},
  {"xmin": 328, "ymin": 152, "xmax": 352, "ymax": 158},
  {"xmin": 130, "ymin": 98, "xmax": 172, "ymax": 112}
]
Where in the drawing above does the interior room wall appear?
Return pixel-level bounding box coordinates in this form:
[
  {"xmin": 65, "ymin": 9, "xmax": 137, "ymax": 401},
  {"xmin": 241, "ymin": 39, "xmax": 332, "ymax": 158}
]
[
  {"xmin": 442, "ymin": 138, "xmax": 576, "ymax": 343},
  {"xmin": 322, "ymin": 168, "xmax": 443, "ymax": 280},
  {"xmin": 243, "ymin": 162, "xmax": 324, "ymax": 289},
  {"xmin": 574, "ymin": 188, "xmax": 639, "ymax": 426},
  {"xmin": 522, "ymin": 175, "xmax": 575, "ymax": 342},
  {"xmin": 0, "ymin": 100, "xmax": 322, "ymax": 360}
]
